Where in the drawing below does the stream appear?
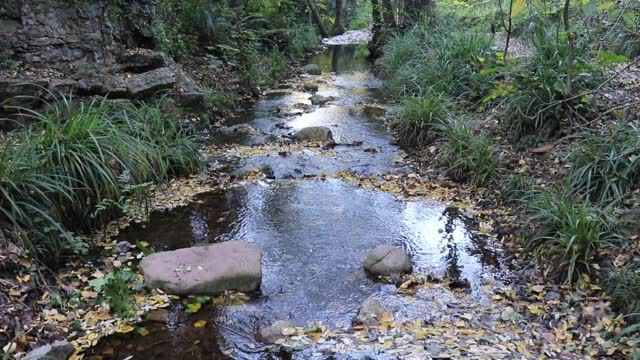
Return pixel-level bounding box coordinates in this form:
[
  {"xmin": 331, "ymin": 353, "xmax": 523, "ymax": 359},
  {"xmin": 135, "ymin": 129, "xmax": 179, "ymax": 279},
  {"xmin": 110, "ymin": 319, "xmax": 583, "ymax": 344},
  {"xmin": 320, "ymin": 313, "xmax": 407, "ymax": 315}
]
[{"xmin": 90, "ymin": 39, "xmax": 507, "ymax": 360}]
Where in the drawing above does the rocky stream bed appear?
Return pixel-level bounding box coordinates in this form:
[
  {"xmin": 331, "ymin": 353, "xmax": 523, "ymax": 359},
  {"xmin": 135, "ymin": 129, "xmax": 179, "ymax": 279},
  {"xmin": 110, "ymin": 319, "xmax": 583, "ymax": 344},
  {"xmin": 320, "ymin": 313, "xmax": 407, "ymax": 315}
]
[{"xmin": 16, "ymin": 32, "xmax": 627, "ymax": 360}]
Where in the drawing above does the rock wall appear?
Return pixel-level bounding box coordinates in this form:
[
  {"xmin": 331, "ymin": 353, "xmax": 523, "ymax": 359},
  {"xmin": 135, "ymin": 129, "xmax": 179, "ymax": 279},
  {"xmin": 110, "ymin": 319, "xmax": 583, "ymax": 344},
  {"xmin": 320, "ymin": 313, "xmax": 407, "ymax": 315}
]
[{"xmin": 0, "ymin": 0, "xmax": 158, "ymax": 67}]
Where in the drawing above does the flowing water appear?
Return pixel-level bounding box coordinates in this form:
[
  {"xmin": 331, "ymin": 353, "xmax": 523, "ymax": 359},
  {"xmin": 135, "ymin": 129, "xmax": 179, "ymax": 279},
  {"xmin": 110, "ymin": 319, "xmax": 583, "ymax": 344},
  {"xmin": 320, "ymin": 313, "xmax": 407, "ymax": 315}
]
[{"xmin": 91, "ymin": 41, "xmax": 506, "ymax": 360}]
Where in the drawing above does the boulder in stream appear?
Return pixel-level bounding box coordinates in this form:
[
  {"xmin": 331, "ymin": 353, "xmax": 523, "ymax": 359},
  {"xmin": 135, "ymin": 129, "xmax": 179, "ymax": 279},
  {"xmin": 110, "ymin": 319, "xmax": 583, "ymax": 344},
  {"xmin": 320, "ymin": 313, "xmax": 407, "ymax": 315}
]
[
  {"xmin": 303, "ymin": 83, "xmax": 319, "ymax": 92},
  {"xmin": 292, "ymin": 126, "xmax": 334, "ymax": 143},
  {"xmin": 310, "ymin": 94, "xmax": 330, "ymax": 105},
  {"xmin": 363, "ymin": 245, "xmax": 412, "ymax": 276},
  {"xmin": 23, "ymin": 340, "xmax": 74, "ymax": 360},
  {"xmin": 139, "ymin": 240, "xmax": 262, "ymax": 295},
  {"xmin": 303, "ymin": 64, "xmax": 322, "ymax": 75},
  {"xmin": 354, "ymin": 298, "xmax": 387, "ymax": 326},
  {"xmin": 257, "ymin": 320, "xmax": 293, "ymax": 343}
]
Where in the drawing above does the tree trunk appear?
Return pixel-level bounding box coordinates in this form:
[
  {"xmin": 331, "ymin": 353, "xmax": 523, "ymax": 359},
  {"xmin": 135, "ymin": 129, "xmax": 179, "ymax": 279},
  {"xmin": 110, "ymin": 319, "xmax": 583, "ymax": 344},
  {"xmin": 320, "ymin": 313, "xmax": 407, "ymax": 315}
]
[
  {"xmin": 333, "ymin": 0, "xmax": 345, "ymax": 35},
  {"xmin": 306, "ymin": 0, "xmax": 329, "ymax": 38},
  {"xmin": 563, "ymin": 0, "xmax": 574, "ymax": 94},
  {"xmin": 382, "ymin": 0, "xmax": 395, "ymax": 27},
  {"xmin": 370, "ymin": 0, "xmax": 383, "ymax": 57}
]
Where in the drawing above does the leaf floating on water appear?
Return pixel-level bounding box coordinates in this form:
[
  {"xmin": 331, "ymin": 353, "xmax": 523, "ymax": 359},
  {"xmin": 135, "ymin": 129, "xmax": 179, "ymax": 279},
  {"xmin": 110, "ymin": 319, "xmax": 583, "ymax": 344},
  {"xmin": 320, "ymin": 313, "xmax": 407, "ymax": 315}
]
[
  {"xmin": 136, "ymin": 327, "xmax": 149, "ymax": 336},
  {"xmin": 193, "ymin": 320, "xmax": 207, "ymax": 328}
]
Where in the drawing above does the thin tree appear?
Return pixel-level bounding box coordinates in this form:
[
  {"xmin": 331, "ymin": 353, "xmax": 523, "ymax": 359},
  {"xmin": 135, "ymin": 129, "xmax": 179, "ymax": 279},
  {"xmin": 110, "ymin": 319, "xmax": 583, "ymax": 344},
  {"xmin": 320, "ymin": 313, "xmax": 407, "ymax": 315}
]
[
  {"xmin": 563, "ymin": 0, "xmax": 574, "ymax": 93},
  {"xmin": 370, "ymin": 0, "xmax": 383, "ymax": 57},
  {"xmin": 306, "ymin": 0, "xmax": 329, "ymax": 38},
  {"xmin": 382, "ymin": 0, "xmax": 396, "ymax": 27},
  {"xmin": 334, "ymin": 0, "xmax": 346, "ymax": 35}
]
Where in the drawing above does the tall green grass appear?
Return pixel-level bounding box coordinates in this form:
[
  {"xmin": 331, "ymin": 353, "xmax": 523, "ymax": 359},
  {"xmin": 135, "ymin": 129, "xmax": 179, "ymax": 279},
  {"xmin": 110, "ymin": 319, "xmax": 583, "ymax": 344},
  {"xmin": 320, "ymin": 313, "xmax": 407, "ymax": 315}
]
[
  {"xmin": 569, "ymin": 122, "xmax": 640, "ymax": 204},
  {"xmin": 377, "ymin": 18, "xmax": 494, "ymax": 99},
  {"xmin": 392, "ymin": 93, "xmax": 449, "ymax": 148},
  {"xmin": 526, "ymin": 185, "xmax": 622, "ymax": 283},
  {"xmin": 0, "ymin": 96, "xmax": 202, "ymax": 264},
  {"xmin": 441, "ymin": 118, "xmax": 499, "ymax": 186}
]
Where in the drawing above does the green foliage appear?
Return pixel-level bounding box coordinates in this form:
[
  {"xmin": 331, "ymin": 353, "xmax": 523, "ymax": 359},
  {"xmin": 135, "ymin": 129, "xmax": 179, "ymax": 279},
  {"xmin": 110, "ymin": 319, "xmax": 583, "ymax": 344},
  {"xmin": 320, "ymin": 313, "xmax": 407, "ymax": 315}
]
[
  {"xmin": 286, "ymin": 24, "xmax": 320, "ymax": 59},
  {"xmin": 392, "ymin": 93, "xmax": 449, "ymax": 147},
  {"xmin": 441, "ymin": 118, "xmax": 499, "ymax": 186},
  {"xmin": 496, "ymin": 26, "xmax": 602, "ymax": 138},
  {"xmin": 570, "ymin": 122, "xmax": 640, "ymax": 204},
  {"xmin": 607, "ymin": 263, "xmax": 640, "ymax": 319},
  {"xmin": 0, "ymin": 95, "xmax": 201, "ymax": 265},
  {"xmin": 378, "ymin": 18, "xmax": 495, "ymax": 100},
  {"xmin": 206, "ymin": 86, "xmax": 236, "ymax": 116},
  {"xmin": 91, "ymin": 269, "xmax": 139, "ymax": 318},
  {"xmin": 347, "ymin": 0, "xmax": 373, "ymax": 30},
  {"xmin": 501, "ymin": 175, "xmax": 536, "ymax": 203},
  {"xmin": 526, "ymin": 185, "xmax": 621, "ymax": 284}
]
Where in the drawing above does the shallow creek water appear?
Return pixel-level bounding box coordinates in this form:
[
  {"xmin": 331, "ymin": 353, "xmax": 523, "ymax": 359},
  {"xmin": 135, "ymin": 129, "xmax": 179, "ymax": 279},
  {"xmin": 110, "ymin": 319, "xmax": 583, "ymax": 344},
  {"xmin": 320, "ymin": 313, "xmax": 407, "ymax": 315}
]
[{"xmin": 91, "ymin": 43, "xmax": 506, "ymax": 359}]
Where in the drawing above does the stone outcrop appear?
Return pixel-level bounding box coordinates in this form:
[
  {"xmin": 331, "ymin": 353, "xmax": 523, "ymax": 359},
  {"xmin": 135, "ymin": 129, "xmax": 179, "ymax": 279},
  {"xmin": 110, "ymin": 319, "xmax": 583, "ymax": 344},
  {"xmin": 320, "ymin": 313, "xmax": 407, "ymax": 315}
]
[
  {"xmin": 139, "ymin": 240, "xmax": 262, "ymax": 296},
  {"xmin": 0, "ymin": 0, "xmax": 157, "ymax": 66},
  {"xmin": 23, "ymin": 340, "xmax": 74, "ymax": 360}
]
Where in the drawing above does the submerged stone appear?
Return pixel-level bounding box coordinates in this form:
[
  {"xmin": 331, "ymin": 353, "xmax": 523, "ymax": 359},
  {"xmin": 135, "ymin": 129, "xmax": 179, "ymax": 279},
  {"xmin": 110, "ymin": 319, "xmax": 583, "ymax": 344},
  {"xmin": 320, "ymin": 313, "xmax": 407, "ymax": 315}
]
[
  {"xmin": 257, "ymin": 320, "xmax": 293, "ymax": 344},
  {"xmin": 354, "ymin": 298, "xmax": 386, "ymax": 326},
  {"xmin": 363, "ymin": 245, "xmax": 412, "ymax": 276},
  {"xmin": 139, "ymin": 240, "xmax": 262, "ymax": 295}
]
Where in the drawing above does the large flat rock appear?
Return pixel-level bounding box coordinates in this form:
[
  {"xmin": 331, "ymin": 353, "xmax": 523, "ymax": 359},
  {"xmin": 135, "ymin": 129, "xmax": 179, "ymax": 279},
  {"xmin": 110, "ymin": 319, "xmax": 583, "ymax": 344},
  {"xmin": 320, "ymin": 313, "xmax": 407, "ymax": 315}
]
[{"xmin": 139, "ymin": 240, "xmax": 262, "ymax": 295}]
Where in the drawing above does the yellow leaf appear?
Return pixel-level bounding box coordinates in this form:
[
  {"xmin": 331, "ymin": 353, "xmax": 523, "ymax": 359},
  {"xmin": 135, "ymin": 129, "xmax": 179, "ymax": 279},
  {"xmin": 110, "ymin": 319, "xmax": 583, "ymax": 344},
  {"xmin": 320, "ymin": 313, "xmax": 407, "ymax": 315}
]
[
  {"xmin": 381, "ymin": 312, "xmax": 394, "ymax": 322},
  {"xmin": 528, "ymin": 304, "xmax": 543, "ymax": 315},
  {"xmin": 186, "ymin": 303, "xmax": 201, "ymax": 313},
  {"xmin": 511, "ymin": 0, "xmax": 526, "ymax": 17},
  {"xmin": 136, "ymin": 327, "xmax": 150, "ymax": 336},
  {"xmin": 116, "ymin": 324, "xmax": 135, "ymax": 333},
  {"xmin": 384, "ymin": 340, "xmax": 393, "ymax": 349},
  {"xmin": 193, "ymin": 320, "xmax": 207, "ymax": 328}
]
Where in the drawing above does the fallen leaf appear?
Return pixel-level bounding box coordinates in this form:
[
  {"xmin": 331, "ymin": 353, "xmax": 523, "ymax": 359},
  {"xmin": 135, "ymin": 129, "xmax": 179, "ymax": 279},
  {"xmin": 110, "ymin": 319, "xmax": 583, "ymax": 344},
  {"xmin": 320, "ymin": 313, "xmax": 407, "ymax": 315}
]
[{"xmin": 193, "ymin": 320, "xmax": 207, "ymax": 328}]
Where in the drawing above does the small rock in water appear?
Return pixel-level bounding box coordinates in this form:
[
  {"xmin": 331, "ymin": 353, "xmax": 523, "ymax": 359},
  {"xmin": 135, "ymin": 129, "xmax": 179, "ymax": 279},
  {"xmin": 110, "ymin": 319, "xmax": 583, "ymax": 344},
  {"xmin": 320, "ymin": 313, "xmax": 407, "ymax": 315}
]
[
  {"xmin": 363, "ymin": 245, "xmax": 412, "ymax": 277},
  {"xmin": 363, "ymin": 104, "xmax": 385, "ymax": 119},
  {"xmin": 303, "ymin": 83, "xmax": 319, "ymax": 92},
  {"xmin": 257, "ymin": 320, "xmax": 293, "ymax": 344},
  {"xmin": 303, "ymin": 64, "xmax": 322, "ymax": 75},
  {"xmin": 23, "ymin": 340, "xmax": 74, "ymax": 360},
  {"xmin": 292, "ymin": 126, "xmax": 334, "ymax": 143},
  {"xmin": 112, "ymin": 240, "xmax": 132, "ymax": 254},
  {"xmin": 354, "ymin": 298, "xmax": 387, "ymax": 327},
  {"xmin": 310, "ymin": 94, "xmax": 330, "ymax": 105}
]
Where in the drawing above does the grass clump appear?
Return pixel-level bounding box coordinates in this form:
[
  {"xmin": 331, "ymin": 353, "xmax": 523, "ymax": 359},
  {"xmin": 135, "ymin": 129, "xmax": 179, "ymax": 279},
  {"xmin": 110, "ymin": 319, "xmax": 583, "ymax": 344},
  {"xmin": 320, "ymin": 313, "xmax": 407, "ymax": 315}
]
[
  {"xmin": 378, "ymin": 19, "xmax": 494, "ymax": 99},
  {"xmin": 497, "ymin": 26, "xmax": 602, "ymax": 138},
  {"xmin": 569, "ymin": 122, "xmax": 640, "ymax": 204},
  {"xmin": 607, "ymin": 264, "xmax": 640, "ymax": 320},
  {"xmin": 526, "ymin": 186, "xmax": 621, "ymax": 283},
  {"xmin": 392, "ymin": 93, "xmax": 449, "ymax": 147},
  {"xmin": 0, "ymin": 95, "xmax": 202, "ymax": 265},
  {"xmin": 441, "ymin": 119, "xmax": 499, "ymax": 186}
]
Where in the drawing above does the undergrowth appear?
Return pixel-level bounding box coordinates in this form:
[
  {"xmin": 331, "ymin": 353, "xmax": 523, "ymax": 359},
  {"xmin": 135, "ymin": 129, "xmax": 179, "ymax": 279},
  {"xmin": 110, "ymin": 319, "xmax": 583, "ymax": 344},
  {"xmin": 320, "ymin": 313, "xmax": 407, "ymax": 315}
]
[{"xmin": 0, "ymin": 95, "xmax": 202, "ymax": 266}]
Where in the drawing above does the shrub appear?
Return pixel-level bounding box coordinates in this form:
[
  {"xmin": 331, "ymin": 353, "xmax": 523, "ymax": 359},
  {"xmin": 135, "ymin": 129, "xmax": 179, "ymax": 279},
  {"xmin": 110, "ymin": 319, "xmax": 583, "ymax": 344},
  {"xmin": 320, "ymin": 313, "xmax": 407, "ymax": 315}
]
[
  {"xmin": 570, "ymin": 122, "xmax": 640, "ymax": 204},
  {"xmin": 286, "ymin": 25, "xmax": 319, "ymax": 59},
  {"xmin": 391, "ymin": 93, "xmax": 449, "ymax": 147},
  {"xmin": 526, "ymin": 185, "xmax": 621, "ymax": 283},
  {"xmin": 501, "ymin": 175, "xmax": 535, "ymax": 203},
  {"xmin": 441, "ymin": 118, "xmax": 499, "ymax": 186}
]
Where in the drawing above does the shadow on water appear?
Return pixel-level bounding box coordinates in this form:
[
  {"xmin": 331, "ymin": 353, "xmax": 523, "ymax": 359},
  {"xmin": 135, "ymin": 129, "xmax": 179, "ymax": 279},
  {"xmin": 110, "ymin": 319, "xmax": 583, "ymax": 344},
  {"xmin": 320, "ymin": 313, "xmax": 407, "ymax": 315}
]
[{"xmin": 91, "ymin": 179, "xmax": 504, "ymax": 359}]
